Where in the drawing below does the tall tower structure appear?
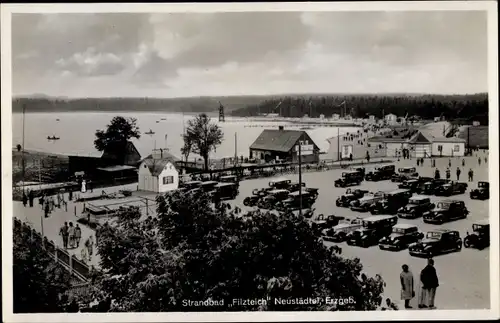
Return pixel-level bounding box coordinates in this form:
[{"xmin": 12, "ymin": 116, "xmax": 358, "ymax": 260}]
[{"xmin": 218, "ymin": 102, "xmax": 225, "ymax": 122}]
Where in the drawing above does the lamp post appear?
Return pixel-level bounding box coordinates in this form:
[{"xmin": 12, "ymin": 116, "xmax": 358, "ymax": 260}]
[{"xmin": 298, "ymin": 143, "xmax": 302, "ymax": 217}]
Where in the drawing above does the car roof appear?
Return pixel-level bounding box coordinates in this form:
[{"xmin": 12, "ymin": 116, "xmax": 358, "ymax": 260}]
[
  {"xmin": 410, "ymin": 195, "xmax": 429, "ymax": 201},
  {"xmin": 474, "ymin": 220, "xmax": 490, "ymax": 225},
  {"xmin": 343, "ymin": 170, "xmax": 360, "ymax": 174},
  {"xmin": 215, "ymin": 182, "xmax": 236, "ymax": 187},
  {"xmin": 269, "ymin": 189, "xmax": 289, "ymax": 194},
  {"xmin": 200, "ymin": 181, "xmax": 219, "ymax": 185},
  {"xmin": 270, "ymin": 178, "xmax": 290, "ymax": 183},
  {"xmin": 429, "ymin": 228, "xmax": 456, "ymax": 233},
  {"xmin": 184, "ymin": 180, "xmax": 202, "ymax": 184},
  {"xmin": 363, "ymin": 215, "xmax": 397, "ymax": 222},
  {"xmin": 439, "ymin": 199, "xmax": 462, "ymax": 203},
  {"xmin": 219, "ymin": 175, "xmax": 236, "ymax": 179},
  {"xmin": 393, "ymin": 223, "xmax": 418, "ymax": 230},
  {"xmin": 401, "ymin": 167, "xmax": 415, "ymax": 170},
  {"xmin": 388, "ymin": 189, "xmax": 410, "ymax": 195},
  {"xmin": 289, "ymin": 189, "xmax": 310, "ymax": 196}
]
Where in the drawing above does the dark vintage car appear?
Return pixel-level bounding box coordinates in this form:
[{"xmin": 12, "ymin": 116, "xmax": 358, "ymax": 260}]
[
  {"xmin": 322, "ymin": 218, "xmax": 364, "ymax": 242},
  {"xmin": 218, "ymin": 175, "xmax": 239, "ymax": 187},
  {"xmin": 287, "ymin": 181, "xmax": 305, "ymax": 193},
  {"xmin": 391, "ymin": 167, "xmax": 419, "ymax": 183},
  {"xmin": 258, "ymin": 189, "xmax": 290, "ymax": 209},
  {"xmin": 378, "ymin": 224, "xmax": 424, "ymax": 251},
  {"xmin": 418, "ymin": 179, "xmax": 450, "ymax": 195},
  {"xmin": 398, "ymin": 177, "xmax": 433, "ymax": 193},
  {"xmin": 470, "ymin": 181, "xmax": 490, "ymax": 200},
  {"xmin": 311, "ymin": 214, "xmax": 346, "ymax": 233},
  {"xmin": 199, "ymin": 181, "xmax": 219, "ymax": 193},
  {"xmin": 423, "ymin": 200, "xmax": 469, "ymax": 224},
  {"xmin": 334, "ymin": 171, "xmax": 364, "ymax": 188},
  {"xmin": 409, "ymin": 229, "xmax": 462, "ymax": 258},
  {"xmin": 350, "ymin": 191, "xmax": 387, "ymax": 212},
  {"xmin": 276, "ymin": 190, "xmax": 317, "ymax": 211},
  {"xmin": 212, "ymin": 182, "xmax": 239, "ymax": 201},
  {"xmin": 346, "ymin": 215, "xmax": 398, "ymax": 248},
  {"xmin": 370, "ymin": 189, "xmax": 413, "ymax": 215},
  {"xmin": 464, "ymin": 222, "xmax": 490, "ymax": 250},
  {"xmin": 178, "ymin": 180, "xmax": 203, "ymax": 192},
  {"xmin": 335, "ymin": 188, "xmax": 370, "ymax": 207},
  {"xmin": 269, "ymin": 178, "xmax": 292, "ymax": 190},
  {"xmin": 398, "ymin": 195, "xmax": 435, "ymax": 219},
  {"xmin": 365, "ymin": 165, "xmax": 396, "ymax": 181},
  {"xmin": 434, "ymin": 181, "xmax": 468, "ymax": 196},
  {"xmin": 243, "ymin": 187, "xmax": 273, "ymax": 207}
]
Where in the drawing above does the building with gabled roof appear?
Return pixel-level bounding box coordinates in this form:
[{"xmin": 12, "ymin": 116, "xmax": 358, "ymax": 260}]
[
  {"xmin": 249, "ymin": 127, "xmax": 320, "ymax": 163},
  {"xmin": 138, "ymin": 148, "xmax": 180, "ymax": 193}
]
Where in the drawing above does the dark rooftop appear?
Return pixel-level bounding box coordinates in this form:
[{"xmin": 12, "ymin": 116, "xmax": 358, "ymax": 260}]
[{"xmin": 250, "ymin": 129, "xmax": 317, "ymax": 152}]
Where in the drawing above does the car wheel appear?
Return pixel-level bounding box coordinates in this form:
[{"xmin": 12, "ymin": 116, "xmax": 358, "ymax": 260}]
[
  {"xmin": 243, "ymin": 198, "xmax": 250, "ymax": 206},
  {"xmin": 334, "ymin": 183, "xmax": 339, "ymax": 187},
  {"xmin": 457, "ymin": 242, "xmax": 463, "ymax": 251},
  {"xmin": 463, "ymin": 238, "xmax": 471, "ymax": 248}
]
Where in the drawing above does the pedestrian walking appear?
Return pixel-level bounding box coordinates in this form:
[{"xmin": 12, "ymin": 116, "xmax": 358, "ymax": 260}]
[
  {"xmin": 434, "ymin": 169, "xmax": 440, "ymax": 180},
  {"xmin": 462, "ymin": 159, "xmax": 465, "ymax": 167},
  {"xmin": 28, "ymin": 190, "xmax": 34, "ymax": 207},
  {"xmin": 445, "ymin": 168, "xmax": 451, "ymax": 180},
  {"xmin": 400, "ymin": 264, "xmax": 415, "ymax": 309},
  {"xmin": 478, "ymin": 157, "xmax": 481, "ymax": 166},
  {"xmin": 417, "ymin": 158, "xmax": 420, "ymax": 167},
  {"xmin": 431, "ymin": 159, "xmax": 436, "ymax": 168},
  {"xmin": 468, "ymin": 168, "xmax": 474, "ymax": 182},
  {"xmin": 22, "ymin": 192, "xmax": 28, "ymax": 207},
  {"xmin": 85, "ymin": 236, "xmax": 94, "ymax": 261},
  {"xmin": 349, "ymin": 153, "xmax": 353, "ymax": 162},
  {"xmin": 68, "ymin": 222, "xmax": 76, "ymax": 249},
  {"xmin": 44, "ymin": 201, "xmax": 50, "ymax": 218},
  {"xmin": 420, "ymin": 158, "xmax": 424, "ymax": 166},
  {"xmin": 39, "ymin": 194, "xmax": 45, "ymax": 209},
  {"xmin": 69, "ymin": 190, "xmax": 73, "ymax": 201},
  {"xmin": 75, "ymin": 224, "xmax": 82, "ymax": 247},
  {"xmin": 418, "ymin": 258, "xmax": 439, "ymax": 309},
  {"xmin": 59, "ymin": 222, "xmax": 69, "ymax": 249},
  {"xmin": 448, "ymin": 159, "xmax": 451, "ymax": 168},
  {"xmin": 366, "ymin": 152, "xmax": 370, "ymax": 163}
]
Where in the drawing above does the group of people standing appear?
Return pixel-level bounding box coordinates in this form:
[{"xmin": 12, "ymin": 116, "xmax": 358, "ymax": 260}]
[
  {"xmin": 22, "ymin": 189, "xmax": 71, "ymax": 218},
  {"xmin": 398, "ymin": 259, "xmax": 440, "ymax": 310},
  {"xmin": 59, "ymin": 221, "xmax": 82, "ymax": 249}
]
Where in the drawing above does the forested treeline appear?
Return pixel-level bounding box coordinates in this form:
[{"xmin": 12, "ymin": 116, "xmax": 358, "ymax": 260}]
[{"xmin": 230, "ymin": 93, "xmax": 488, "ymax": 123}]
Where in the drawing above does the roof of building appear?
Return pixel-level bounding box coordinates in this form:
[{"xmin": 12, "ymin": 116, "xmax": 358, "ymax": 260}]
[
  {"xmin": 428, "ymin": 137, "xmax": 467, "ymax": 143},
  {"xmin": 367, "ymin": 136, "xmax": 408, "ymax": 143},
  {"xmin": 408, "ymin": 132, "xmax": 431, "ymax": 144},
  {"xmin": 96, "ymin": 165, "xmax": 137, "ymax": 172},
  {"xmin": 250, "ymin": 129, "xmax": 318, "ymax": 152},
  {"xmin": 141, "ymin": 157, "xmax": 177, "ymax": 177}
]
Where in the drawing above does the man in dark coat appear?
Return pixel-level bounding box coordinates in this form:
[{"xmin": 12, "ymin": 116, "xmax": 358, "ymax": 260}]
[
  {"xmin": 28, "ymin": 190, "xmax": 34, "ymax": 207},
  {"xmin": 22, "ymin": 192, "xmax": 28, "ymax": 207},
  {"xmin": 418, "ymin": 258, "xmax": 439, "ymax": 309}
]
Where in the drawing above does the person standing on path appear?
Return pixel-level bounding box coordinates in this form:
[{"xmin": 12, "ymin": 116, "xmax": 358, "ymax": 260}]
[
  {"xmin": 445, "ymin": 168, "xmax": 451, "ymax": 180},
  {"xmin": 456, "ymin": 167, "xmax": 461, "ymax": 181},
  {"xmin": 417, "ymin": 158, "xmax": 420, "ymax": 167},
  {"xmin": 400, "ymin": 264, "xmax": 415, "ymax": 309},
  {"xmin": 68, "ymin": 222, "xmax": 76, "ymax": 249},
  {"xmin": 418, "ymin": 258, "xmax": 439, "ymax": 309},
  {"xmin": 366, "ymin": 151, "xmax": 370, "ymax": 163},
  {"xmin": 22, "ymin": 192, "xmax": 28, "ymax": 207},
  {"xmin": 448, "ymin": 159, "xmax": 451, "ymax": 168},
  {"xmin": 434, "ymin": 169, "xmax": 440, "ymax": 180},
  {"xmin": 478, "ymin": 157, "xmax": 481, "ymax": 166},
  {"xmin": 74, "ymin": 224, "xmax": 82, "ymax": 248},
  {"xmin": 468, "ymin": 168, "xmax": 474, "ymax": 182},
  {"xmin": 462, "ymin": 159, "xmax": 465, "ymax": 167},
  {"xmin": 44, "ymin": 201, "xmax": 50, "ymax": 218},
  {"xmin": 28, "ymin": 190, "xmax": 34, "ymax": 207},
  {"xmin": 85, "ymin": 236, "xmax": 94, "ymax": 261},
  {"xmin": 59, "ymin": 222, "xmax": 69, "ymax": 249}
]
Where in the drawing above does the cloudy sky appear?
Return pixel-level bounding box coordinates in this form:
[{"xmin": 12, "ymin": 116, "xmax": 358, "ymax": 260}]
[{"xmin": 12, "ymin": 11, "xmax": 488, "ymax": 98}]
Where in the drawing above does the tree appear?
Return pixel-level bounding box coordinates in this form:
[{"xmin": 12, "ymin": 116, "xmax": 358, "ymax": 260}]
[
  {"xmin": 13, "ymin": 224, "xmax": 71, "ymax": 312},
  {"xmin": 182, "ymin": 114, "xmax": 223, "ymax": 170},
  {"xmin": 85, "ymin": 190, "xmax": 385, "ymax": 312},
  {"xmin": 94, "ymin": 116, "xmax": 141, "ymax": 164},
  {"xmin": 180, "ymin": 136, "xmax": 193, "ymax": 163}
]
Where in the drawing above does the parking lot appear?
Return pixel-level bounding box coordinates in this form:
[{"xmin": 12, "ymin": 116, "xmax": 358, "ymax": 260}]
[{"xmin": 230, "ymin": 154, "xmax": 491, "ymax": 310}]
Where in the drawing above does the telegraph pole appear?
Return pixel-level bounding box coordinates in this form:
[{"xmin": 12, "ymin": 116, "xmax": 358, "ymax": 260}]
[
  {"xmin": 22, "ymin": 104, "xmax": 26, "ymax": 193},
  {"xmin": 298, "ymin": 143, "xmax": 302, "ymax": 217}
]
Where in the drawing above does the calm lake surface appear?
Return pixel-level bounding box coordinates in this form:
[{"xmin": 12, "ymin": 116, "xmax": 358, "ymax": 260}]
[{"xmin": 12, "ymin": 112, "xmax": 360, "ymax": 160}]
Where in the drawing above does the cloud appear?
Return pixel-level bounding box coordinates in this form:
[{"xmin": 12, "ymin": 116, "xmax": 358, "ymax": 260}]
[{"xmin": 10, "ymin": 11, "xmax": 488, "ymax": 97}]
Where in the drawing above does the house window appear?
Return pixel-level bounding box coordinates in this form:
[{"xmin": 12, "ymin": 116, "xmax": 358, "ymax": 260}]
[
  {"xmin": 163, "ymin": 176, "xmax": 174, "ymax": 185},
  {"xmin": 454, "ymin": 144, "xmax": 460, "ymax": 152}
]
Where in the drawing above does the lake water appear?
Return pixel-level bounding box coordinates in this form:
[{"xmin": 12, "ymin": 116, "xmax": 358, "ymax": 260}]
[{"xmin": 12, "ymin": 112, "xmax": 360, "ymax": 160}]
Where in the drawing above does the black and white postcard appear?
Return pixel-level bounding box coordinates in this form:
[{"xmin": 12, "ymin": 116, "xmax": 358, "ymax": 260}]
[{"xmin": 1, "ymin": 2, "xmax": 498, "ymax": 322}]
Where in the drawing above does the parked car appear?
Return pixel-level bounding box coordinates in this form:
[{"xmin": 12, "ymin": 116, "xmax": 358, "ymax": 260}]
[
  {"xmin": 391, "ymin": 167, "xmax": 419, "ymax": 183},
  {"xmin": 423, "ymin": 200, "xmax": 469, "ymax": 224},
  {"xmin": 378, "ymin": 224, "xmax": 424, "ymax": 251},
  {"xmin": 243, "ymin": 187, "xmax": 273, "ymax": 207},
  {"xmin": 418, "ymin": 179, "xmax": 450, "ymax": 195},
  {"xmin": 276, "ymin": 190, "xmax": 317, "ymax": 211},
  {"xmin": 409, "ymin": 229, "xmax": 462, "ymax": 258},
  {"xmin": 365, "ymin": 164, "xmax": 396, "ymax": 181},
  {"xmin": 350, "ymin": 191, "xmax": 387, "ymax": 212},
  {"xmin": 178, "ymin": 180, "xmax": 202, "ymax": 192},
  {"xmin": 334, "ymin": 171, "xmax": 364, "ymax": 188},
  {"xmin": 464, "ymin": 222, "xmax": 490, "ymax": 250},
  {"xmin": 269, "ymin": 178, "xmax": 292, "ymax": 189},
  {"xmin": 434, "ymin": 181, "xmax": 468, "ymax": 196},
  {"xmin": 335, "ymin": 188, "xmax": 370, "ymax": 207},
  {"xmin": 370, "ymin": 189, "xmax": 413, "ymax": 215},
  {"xmin": 199, "ymin": 181, "xmax": 219, "ymax": 193},
  {"xmin": 213, "ymin": 182, "xmax": 239, "ymax": 200},
  {"xmin": 322, "ymin": 218, "xmax": 364, "ymax": 242},
  {"xmin": 398, "ymin": 177, "xmax": 433, "ymax": 193},
  {"xmin": 470, "ymin": 181, "xmax": 490, "ymax": 200},
  {"xmin": 398, "ymin": 196, "xmax": 435, "ymax": 219},
  {"xmin": 258, "ymin": 189, "xmax": 290, "ymax": 209},
  {"xmin": 346, "ymin": 215, "xmax": 398, "ymax": 247},
  {"xmin": 218, "ymin": 175, "xmax": 239, "ymax": 187},
  {"xmin": 311, "ymin": 214, "xmax": 346, "ymax": 233},
  {"xmin": 287, "ymin": 182, "xmax": 305, "ymax": 193}
]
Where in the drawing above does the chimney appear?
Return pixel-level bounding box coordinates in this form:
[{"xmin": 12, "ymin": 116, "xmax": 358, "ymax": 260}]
[{"xmin": 278, "ymin": 126, "xmax": 284, "ymax": 131}]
